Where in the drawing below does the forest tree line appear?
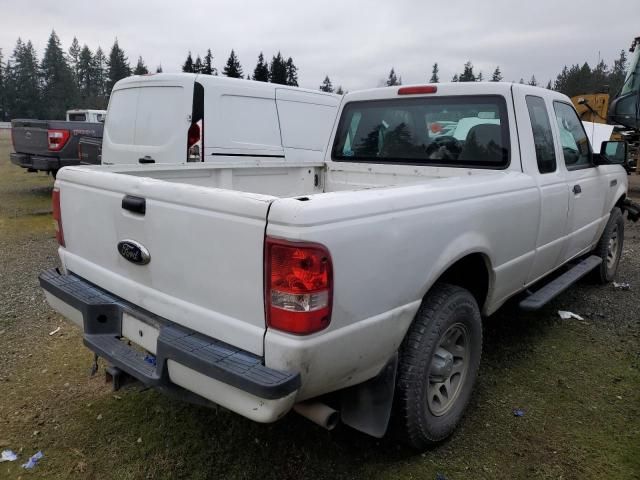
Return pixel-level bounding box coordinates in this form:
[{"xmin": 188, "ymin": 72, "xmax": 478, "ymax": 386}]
[{"xmin": 0, "ymin": 30, "xmax": 631, "ymax": 120}]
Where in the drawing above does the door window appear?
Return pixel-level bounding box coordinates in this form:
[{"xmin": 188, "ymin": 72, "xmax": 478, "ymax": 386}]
[
  {"xmin": 553, "ymin": 101, "xmax": 592, "ymax": 169},
  {"xmin": 525, "ymin": 96, "xmax": 556, "ymax": 173}
]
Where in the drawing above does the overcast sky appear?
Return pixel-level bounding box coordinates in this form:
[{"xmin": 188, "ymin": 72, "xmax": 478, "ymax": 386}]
[{"xmin": 1, "ymin": 0, "xmax": 638, "ymax": 91}]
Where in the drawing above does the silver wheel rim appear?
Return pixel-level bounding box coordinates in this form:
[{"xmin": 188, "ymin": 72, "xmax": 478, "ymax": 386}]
[
  {"xmin": 427, "ymin": 323, "xmax": 469, "ymax": 417},
  {"xmin": 607, "ymin": 224, "xmax": 620, "ymax": 270}
]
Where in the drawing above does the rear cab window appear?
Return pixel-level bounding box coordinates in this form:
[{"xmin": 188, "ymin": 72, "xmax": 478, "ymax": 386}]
[
  {"xmin": 68, "ymin": 113, "xmax": 87, "ymax": 122},
  {"xmin": 331, "ymin": 95, "xmax": 510, "ymax": 168}
]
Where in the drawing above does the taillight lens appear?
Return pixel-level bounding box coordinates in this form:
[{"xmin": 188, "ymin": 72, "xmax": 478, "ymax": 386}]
[
  {"xmin": 52, "ymin": 188, "xmax": 65, "ymax": 246},
  {"xmin": 48, "ymin": 129, "xmax": 70, "ymax": 151},
  {"xmin": 187, "ymin": 123, "xmax": 200, "ymax": 148},
  {"xmin": 265, "ymin": 238, "xmax": 333, "ymax": 334}
]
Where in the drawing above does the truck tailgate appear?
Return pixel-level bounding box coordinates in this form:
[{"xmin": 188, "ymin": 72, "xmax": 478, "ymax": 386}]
[
  {"xmin": 11, "ymin": 120, "xmax": 50, "ymax": 156},
  {"xmin": 56, "ymin": 167, "xmax": 274, "ymax": 355}
]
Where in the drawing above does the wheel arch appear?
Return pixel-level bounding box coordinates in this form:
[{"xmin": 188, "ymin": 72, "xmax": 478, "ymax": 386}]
[{"xmin": 422, "ymin": 251, "xmax": 494, "ymax": 313}]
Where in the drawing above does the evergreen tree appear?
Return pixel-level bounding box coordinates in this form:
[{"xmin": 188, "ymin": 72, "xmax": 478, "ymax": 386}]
[
  {"xmin": 285, "ymin": 57, "xmax": 298, "ymax": 86},
  {"xmin": 156, "ymin": 64, "xmax": 163, "ymax": 73},
  {"xmin": 133, "ymin": 56, "xmax": 148, "ymax": 75},
  {"xmin": 202, "ymin": 49, "xmax": 216, "ymax": 75},
  {"xmin": 590, "ymin": 59, "xmax": 609, "ymax": 92},
  {"xmin": 528, "ymin": 75, "xmax": 538, "ymax": 86},
  {"xmin": 3, "ymin": 59, "xmax": 15, "ymax": 120},
  {"xmin": 491, "ymin": 66, "xmax": 503, "ymax": 82},
  {"xmin": 519, "ymin": 78, "xmax": 525, "ymax": 84},
  {"xmin": 68, "ymin": 36, "xmax": 81, "ymax": 87},
  {"xmin": 0, "ymin": 48, "xmax": 4, "ymax": 120},
  {"xmin": 41, "ymin": 31, "xmax": 77, "ymax": 119},
  {"xmin": 107, "ymin": 39, "xmax": 131, "ymax": 93},
  {"xmin": 182, "ymin": 52, "xmax": 194, "ymax": 73},
  {"xmin": 429, "ymin": 62, "xmax": 439, "ymax": 83},
  {"xmin": 477, "ymin": 71, "xmax": 483, "ymax": 82},
  {"xmin": 554, "ymin": 65, "xmax": 569, "ymax": 92},
  {"xmin": 335, "ymin": 85, "xmax": 344, "ymax": 95},
  {"xmin": 319, "ymin": 75, "xmax": 334, "ymax": 92},
  {"xmin": 193, "ymin": 55, "xmax": 203, "ymax": 74},
  {"xmin": 9, "ymin": 38, "xmax": 41, "ymax": 118},
  {"xmin": 77, "ymin": 45, "xmax": 96, "ymax": 103},
  {"xmin": 459, "ymin": 61, "xmax": 476, "ymax": 82},
  {"xmin": 546, "ymin": 80, "xmax": 552, "ymax": 89},
  {"xmin": 93, "ymin": 47, "xmax": 108, "ymax": 106},
  {"xmin": 609, "ymin": 49, "xmax": 628, "ymax": 94},
  {"xmin": 386, "ymin": 68, "xmax": 400, "ymax": 86},
  {"xmin": 252, "ymin": 52, "xmax": 269, "ymax": 82},
  {"xmin": 269, "ymin": 52, "xmax": 287, "ymax": 84},
  {"xmin": 452, "ymin": 74, "xmax": 459, "ymax": 82},
  {"xmin": 223, "ymin": 50, "xmax": 243, "ymax": 78}
]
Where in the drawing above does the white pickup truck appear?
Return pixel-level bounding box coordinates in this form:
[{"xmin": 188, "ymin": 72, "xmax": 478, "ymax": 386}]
[{"xmin": 40, "ymin": 81, "xmax": 637, "ymax": 449}]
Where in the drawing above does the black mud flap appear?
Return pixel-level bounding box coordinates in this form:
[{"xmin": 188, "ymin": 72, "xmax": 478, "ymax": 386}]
[
  {"xmin": 340, "ymin": 353, "xmax": 398, "ymax": 438},
  {"xmin": 622, "ymin": 198, "xmax": 640, "ymax": 222}
]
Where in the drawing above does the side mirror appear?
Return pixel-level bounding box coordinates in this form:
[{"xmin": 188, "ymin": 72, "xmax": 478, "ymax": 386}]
[{"xmin": 594, "ymin": 140, "xmax": 627, "ymax": 165}]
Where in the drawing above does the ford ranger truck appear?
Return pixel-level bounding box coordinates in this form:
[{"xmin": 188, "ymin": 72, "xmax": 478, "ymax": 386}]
[{"xmin": 39, "ymin": 81, "xmax": 636, "ymax": 449}]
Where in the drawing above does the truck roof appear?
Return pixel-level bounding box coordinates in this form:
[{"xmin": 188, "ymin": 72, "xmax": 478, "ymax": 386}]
[
  {"xmin": 343, "ymin": 82, "xmax": 571, "ymax": 104},
  {"xmin": 66, "ymin": 109, "xmax": 107, "ymax": 114}
]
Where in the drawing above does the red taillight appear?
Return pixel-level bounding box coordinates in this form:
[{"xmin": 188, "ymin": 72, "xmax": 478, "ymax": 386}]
[
  {"xmin": 48, "ymin": 129, "xmax": 70, "ymax": 151},
  {"xmin": 52, "ymin": 188, "xmax": 65, "ymax": 246},
  {"xmin": 265, "ymin": 238, "xmax": 333, "ymax": 335},
  {"xmin": 398, "ymin": 85, "xmax": 438, "ymax": 95},
  {"xmin": 187, "ymin": 123, "xmax": 200, "ymax": 148}
]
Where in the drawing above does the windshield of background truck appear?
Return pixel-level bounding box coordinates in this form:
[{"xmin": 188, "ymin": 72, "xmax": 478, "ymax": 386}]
[{"xmin": 332, "ymin": 95, "xmax": 510, "ymax": 168}]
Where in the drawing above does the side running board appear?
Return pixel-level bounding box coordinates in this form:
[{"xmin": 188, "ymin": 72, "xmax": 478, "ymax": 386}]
[{"xmin": 519, "ymin": 255, "xmax": 602, "ymax": 311}]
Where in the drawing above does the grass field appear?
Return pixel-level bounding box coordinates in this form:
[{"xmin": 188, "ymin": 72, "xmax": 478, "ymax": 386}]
[{"xmin": 0, "ymin": 128, "xmax": 639, "ymax": 479}]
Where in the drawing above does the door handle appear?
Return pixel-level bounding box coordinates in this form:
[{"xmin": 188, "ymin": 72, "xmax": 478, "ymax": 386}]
[
  {"xmin": 572, "ymin": 184, "xmax": 582, "ymax": 195},
  {"xmin": 138, "ymin": 156, "xmax": 155, "ymax": 164},
  {"xmin": 122, "ymin": 195, "xmax": 146, "ymax": 215}
]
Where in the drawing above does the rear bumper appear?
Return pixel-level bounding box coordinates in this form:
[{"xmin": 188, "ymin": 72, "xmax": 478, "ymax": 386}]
[
  {"xmin": 10, "ymin": 153, "xmax": 80, "ymax": 171},
  {"xmin": 39, "ymin": 268, "xmax": 300, "ymax": 422}
]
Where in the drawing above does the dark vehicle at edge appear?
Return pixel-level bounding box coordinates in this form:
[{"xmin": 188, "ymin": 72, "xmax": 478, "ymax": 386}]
[{"xmin": 10, "ymin": 119, "xmax": 103, "ymax": 177}]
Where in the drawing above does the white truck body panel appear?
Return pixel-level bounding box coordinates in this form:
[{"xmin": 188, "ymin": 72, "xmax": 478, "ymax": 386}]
[{"xmin": 45, "ymin": 82, "xmax": 628, "ymax": 421}]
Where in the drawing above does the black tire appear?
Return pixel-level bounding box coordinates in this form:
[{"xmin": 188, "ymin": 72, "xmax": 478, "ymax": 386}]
[
  {"xmin": 393, "ymin": 283, "xmax": 482, "ymax": 450},
  {"xmin": 592, "ymin": 207, "xmax": 624, "ymax": 284}
]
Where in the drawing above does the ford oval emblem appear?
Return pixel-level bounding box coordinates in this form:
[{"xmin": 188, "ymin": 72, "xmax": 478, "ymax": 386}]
[{"xmin": 117, "ymin": 239, "xmax": 151, "ymax": 265}]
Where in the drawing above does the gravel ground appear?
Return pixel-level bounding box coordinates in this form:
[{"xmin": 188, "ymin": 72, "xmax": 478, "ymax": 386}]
[{"xmin": 0, "ymin": 128, "xmax": 638, "ymax": 479}]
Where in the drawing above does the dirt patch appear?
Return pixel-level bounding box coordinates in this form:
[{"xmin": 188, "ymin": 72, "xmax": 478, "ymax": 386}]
[{"xmin": 0, "ymin": 130, "xmax": 638, "ymax": 479}]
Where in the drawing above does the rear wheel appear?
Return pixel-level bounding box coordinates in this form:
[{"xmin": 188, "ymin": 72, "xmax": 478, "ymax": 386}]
[
  {"xmin": 394, "ymin": 283, "xmax": 482, "ymax": 449},
  {"xmin": 592, "ymin": 207, "xmax": 624, "ymax": 283}
]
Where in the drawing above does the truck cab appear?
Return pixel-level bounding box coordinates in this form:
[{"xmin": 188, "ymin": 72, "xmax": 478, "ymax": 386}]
[{"xmin": 66, "ymin": 109, "xmax": 107, "ymax": 123}]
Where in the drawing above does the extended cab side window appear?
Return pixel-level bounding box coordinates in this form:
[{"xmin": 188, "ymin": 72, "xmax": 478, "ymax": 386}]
[
  {"xmin": 553, "ymin": 101, "xmax": 592, "ymax": 169},
  {"xmin": 525, "ymin": 96, "xmax": 556, "ymax": 173}
]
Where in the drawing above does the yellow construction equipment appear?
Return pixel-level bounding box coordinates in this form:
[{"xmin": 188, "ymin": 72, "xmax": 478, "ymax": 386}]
[{"xmin": 571, "ymin": 36, "xmax": 640, "ymax": 172}]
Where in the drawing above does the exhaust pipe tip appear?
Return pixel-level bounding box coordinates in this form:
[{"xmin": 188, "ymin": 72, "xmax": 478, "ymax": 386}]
[{"xmin": 294, "ymin": 402, "xmax": 340, "ymax": 431}]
